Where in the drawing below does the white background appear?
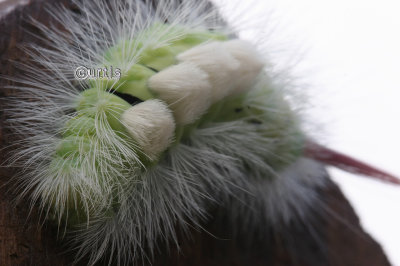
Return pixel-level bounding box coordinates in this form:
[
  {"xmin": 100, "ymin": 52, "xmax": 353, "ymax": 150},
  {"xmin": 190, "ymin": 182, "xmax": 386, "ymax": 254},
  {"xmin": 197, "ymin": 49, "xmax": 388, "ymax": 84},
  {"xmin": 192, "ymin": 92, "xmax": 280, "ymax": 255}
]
[{"xmin": 214, "ymin": 0, "xmax": 400, "ymax": 265}]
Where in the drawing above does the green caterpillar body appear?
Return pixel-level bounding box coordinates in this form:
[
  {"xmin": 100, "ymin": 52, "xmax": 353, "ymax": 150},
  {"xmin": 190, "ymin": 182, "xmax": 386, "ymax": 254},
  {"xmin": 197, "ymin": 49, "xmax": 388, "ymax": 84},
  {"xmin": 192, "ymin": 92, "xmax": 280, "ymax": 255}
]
[
  {"xmin": 3, "ymin": 1, "xmax": 321, "ymax": 264},
  {"xmin": 50, "ymin": 24, "xmax": 304, "ymax": 227}
]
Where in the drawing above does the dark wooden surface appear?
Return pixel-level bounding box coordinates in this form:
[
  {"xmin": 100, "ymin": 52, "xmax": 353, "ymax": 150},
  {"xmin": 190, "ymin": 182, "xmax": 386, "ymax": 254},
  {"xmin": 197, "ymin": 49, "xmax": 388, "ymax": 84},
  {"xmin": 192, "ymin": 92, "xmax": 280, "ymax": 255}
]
[
  {"xmin": 151, "ymin": 181, "xmax": 391, "ymax": 266},
  {"xmin": 0, "ymin": 1, "xmax": 392, "ymax": 265}
]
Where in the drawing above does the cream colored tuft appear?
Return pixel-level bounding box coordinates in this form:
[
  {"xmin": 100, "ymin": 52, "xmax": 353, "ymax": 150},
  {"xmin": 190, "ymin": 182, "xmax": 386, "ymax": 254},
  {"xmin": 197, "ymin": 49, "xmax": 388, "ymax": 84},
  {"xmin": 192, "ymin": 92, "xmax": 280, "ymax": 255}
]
[
  {"xmin": 177, "ymin": 41, "xmax": 240, "ymax": 102},
  {"xmin": 148, "ymin": 62, "xmax": 212, "ymax": 125},
  {"xmin": 223, "ymin": 40, "xmax": 265, "ymax": 95},
  {"xmin": 121, "ymin": 99, "xmax": 175, "ymax": 161}
]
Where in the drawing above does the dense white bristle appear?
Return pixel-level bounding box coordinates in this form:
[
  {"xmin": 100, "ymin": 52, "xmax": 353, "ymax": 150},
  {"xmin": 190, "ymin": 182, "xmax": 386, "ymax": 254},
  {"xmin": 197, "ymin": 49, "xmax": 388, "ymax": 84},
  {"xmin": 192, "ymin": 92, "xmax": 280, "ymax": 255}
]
[
  {"xmin": 223, "ymin": 39, "xmax": 265, "ymax": 94},
  {"xmin": 148, "ymin": 62, "xmax": 212, "ymax": 125},
  {"xmin": 177, "ymin": 41, "xmax": 240, "ymax": 102},
  {"xmin": 122, "ymin": 99, "xmax": 175, "ymax": 161}
]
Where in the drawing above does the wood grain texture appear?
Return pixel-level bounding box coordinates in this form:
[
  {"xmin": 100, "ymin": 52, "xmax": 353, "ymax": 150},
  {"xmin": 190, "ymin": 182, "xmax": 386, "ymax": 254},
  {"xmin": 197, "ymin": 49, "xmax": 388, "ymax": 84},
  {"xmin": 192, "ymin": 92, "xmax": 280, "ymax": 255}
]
[{"xmin": 0, "ymin": 1, "xmax": 392, "ymax": 265}]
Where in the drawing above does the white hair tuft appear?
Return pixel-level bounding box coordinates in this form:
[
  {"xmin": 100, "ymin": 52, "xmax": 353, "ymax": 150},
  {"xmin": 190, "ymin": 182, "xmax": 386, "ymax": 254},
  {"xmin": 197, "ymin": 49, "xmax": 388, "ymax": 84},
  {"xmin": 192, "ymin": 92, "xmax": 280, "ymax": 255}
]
[
  {"xmin": 148, "ymin": 62, "xmax": 212, "ymax": 125},
  {"xmin": 177, "ymin": 41, "xmax": 240, "ymax": 102},
  {"xmin": 122, "ymin": 99, "xmax": 176, "ymax": 161},
  {"xmin": 223, "ymin": 39, "xmax": 265, "ymax": 94}
]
